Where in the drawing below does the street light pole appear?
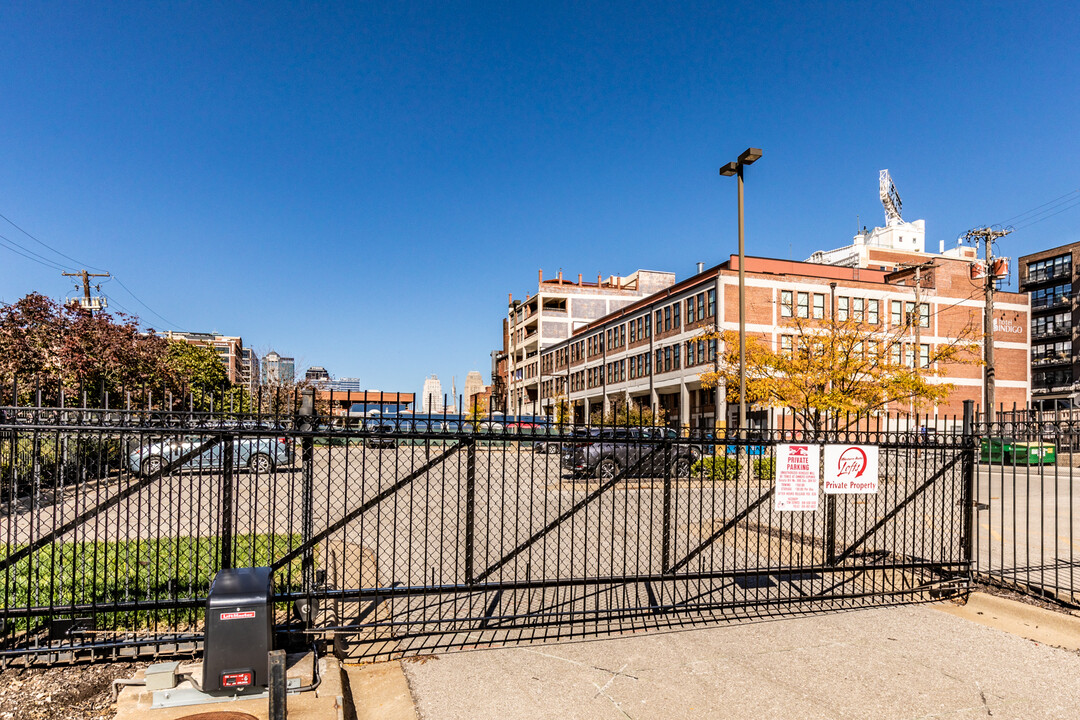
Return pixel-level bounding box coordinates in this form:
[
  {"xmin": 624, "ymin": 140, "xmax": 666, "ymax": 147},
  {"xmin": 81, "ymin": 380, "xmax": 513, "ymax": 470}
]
[{"xmin": 720, "ymin": 148, "xmax": 762, "ymax": 436}]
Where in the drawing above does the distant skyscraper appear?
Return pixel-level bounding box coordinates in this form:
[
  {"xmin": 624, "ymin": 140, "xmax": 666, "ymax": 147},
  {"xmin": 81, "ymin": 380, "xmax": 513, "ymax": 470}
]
[
  {"xmin": 305, "ymin": 366, "xmax": 330, "ymax": 387},
  {"xmin": 263, "ymin": 351, "xmax": 295, "ymax": 385},
  {"xmin": 329, "ymin": 377, "xmax": 362, "ymax": 392},
  {"xmin": 463, "ymin": 371, "xmax": 485, "ymax": 409},
  {"xmin": 420, "ymin": 375, "xmax": 444, "ymax": 413}
]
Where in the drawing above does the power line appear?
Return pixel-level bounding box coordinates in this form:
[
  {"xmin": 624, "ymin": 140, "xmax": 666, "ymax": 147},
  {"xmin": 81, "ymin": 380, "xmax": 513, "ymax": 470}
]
[
  {"xmin": 1013, "ymin": 196, "xmax": 1080, "ymax": 231},
  {"xmin": 0, "ymin": 233, "xmax": 71, "ymax": 272},
  {"xmin": 111, "ymin": 275, "xmax": 183, "ymax": 331},
  {"xmin": 0, "ymin": 211, "xmax": 107, "ymax": 272},
  {"xmin": 997, "ymin": 188, "xmax": 1080, "ymax": 225}
]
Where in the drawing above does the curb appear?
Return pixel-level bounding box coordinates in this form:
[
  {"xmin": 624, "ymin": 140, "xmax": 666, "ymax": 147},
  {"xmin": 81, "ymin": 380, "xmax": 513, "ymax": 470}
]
[{"xmin": 934, "ymin": 592, "xmax": 1080, "ymax": 651}]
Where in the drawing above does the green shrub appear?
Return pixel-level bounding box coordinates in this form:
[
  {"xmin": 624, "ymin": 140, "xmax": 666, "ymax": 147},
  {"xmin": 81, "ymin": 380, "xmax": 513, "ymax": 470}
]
[
  {"xmin": 691, "ymin": 455, "xmax": 739, "ymax": 481},
  {"xmin": 753, "ymin": 457, "xmax": 776, "ymax": 481}
]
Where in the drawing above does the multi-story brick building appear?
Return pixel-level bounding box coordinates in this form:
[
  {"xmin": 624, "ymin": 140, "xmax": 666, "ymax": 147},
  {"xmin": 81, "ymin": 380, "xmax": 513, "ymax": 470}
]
[
  {"xmin": 505, "ymin": 268, "xmax": 676, "ymax": 416},
  {"xmin": 165, "ymin": 331, "xmax": 245, "ymax": 384},
  {"xmin": 1019, "ymin": 242, "xmax": 1080, "ymax": 411},
  {"xmin": 531, "ymin": 252, "xmax": 1028, "ymax": 431}
]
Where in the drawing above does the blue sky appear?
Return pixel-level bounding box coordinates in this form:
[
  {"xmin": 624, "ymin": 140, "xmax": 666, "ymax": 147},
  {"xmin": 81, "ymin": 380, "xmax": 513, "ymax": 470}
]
[{"xmin": 1, "ymin": 1, "xmax": 1077, "ymax": 397}]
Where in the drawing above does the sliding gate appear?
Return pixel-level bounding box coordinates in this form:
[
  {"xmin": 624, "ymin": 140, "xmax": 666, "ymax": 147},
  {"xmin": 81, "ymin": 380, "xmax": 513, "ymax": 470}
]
[{"xmin": 0, "ymin": 401, "xmax": 974, "ymax": 663}]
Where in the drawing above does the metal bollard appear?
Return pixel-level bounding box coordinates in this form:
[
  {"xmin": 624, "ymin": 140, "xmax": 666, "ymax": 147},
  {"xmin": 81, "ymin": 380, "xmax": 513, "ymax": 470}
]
[{"xmin": 268, "ymin": 649, "xmax": 287, "ymax": 720}]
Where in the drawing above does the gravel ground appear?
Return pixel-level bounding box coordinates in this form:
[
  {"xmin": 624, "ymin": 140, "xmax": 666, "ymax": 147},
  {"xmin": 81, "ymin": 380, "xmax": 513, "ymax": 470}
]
[{"xmin": 0, "ymin": 661, "xmax": 146, "ymax": 720}]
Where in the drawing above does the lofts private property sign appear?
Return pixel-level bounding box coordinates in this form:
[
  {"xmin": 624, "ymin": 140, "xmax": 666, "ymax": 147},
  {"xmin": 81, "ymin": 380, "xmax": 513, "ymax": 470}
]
[
  {"xmin": 774, "ymin": 444, "xmax": 820, "ymax": 512},
  {"xmin": 823, "ymin": 444, "xmax": 879, "ymax": 494}
]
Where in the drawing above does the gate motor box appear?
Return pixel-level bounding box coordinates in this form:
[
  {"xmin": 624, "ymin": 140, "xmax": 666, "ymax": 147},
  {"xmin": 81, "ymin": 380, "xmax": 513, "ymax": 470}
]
[{"xmin": 203, "ymin": 567, "xmax": 273, "ymax": 692}]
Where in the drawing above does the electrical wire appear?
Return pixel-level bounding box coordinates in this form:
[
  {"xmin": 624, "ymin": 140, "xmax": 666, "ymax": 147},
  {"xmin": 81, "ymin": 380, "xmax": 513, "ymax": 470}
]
[
  {"xmin": 997, "ymin": 188, "xmax": 1080, "ymax": 227},
  {"xmin": 0, "ymin": 233, "xmax": 73, "ymax": 272},
  {"xmin": 110, "ymin": 276, "xmax": 183, "ymax": 331},
  {"xmin": 0, "ymin": 211, "xmax": 107, "ymax": 272}
]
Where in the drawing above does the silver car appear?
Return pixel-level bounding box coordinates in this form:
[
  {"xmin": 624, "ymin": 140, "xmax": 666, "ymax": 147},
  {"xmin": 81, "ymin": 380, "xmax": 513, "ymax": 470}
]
[{"xmin": 128, "ymin": 435, "xmax": 294, "ymax": 476}]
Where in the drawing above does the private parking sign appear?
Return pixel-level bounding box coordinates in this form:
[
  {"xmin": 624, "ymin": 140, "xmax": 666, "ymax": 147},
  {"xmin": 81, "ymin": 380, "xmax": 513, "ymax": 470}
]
[{"xmin": 823, "ymin": 444, "xmax": 879, "ymax": 494}]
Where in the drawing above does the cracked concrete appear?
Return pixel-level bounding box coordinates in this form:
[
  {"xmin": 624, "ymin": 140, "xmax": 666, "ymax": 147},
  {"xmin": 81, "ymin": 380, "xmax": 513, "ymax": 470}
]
[{"xmin": 401, "ymin": 603, "xmax": 1080, "ymax": 720}]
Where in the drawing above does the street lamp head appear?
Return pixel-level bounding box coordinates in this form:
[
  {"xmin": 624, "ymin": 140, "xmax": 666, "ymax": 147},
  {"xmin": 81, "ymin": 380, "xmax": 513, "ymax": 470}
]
[
  {"xmin": 738, "ymin": 147, "xmax": 763, "ymax": 165},
  {"xmin": 719, "ymin": 162, "xmax": 738, "ymax": 177}
]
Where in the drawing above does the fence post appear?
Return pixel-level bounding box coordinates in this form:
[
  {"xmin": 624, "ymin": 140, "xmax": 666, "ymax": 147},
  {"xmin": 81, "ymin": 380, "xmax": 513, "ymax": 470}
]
[
  {"xmin": 960, "ymin": 400, "xmax": 976, "ymax": 579},
  {"xmin": 221, "ymin": 433, "xmax": 234, "ymax": 570},
  {"xmin": 299, "ymin": 388, "xmax": 316, "ymax": 617},
  {"xmin": 268, "ymin": 649, "xmax": 287, "ymax": 720},
  {"xmin": 661, "ymin": 436, "xmax": 672, "ymax": 573},
  {"xmin": 464, "ymin": 438, "xmax": 477, "ymax": 584}
]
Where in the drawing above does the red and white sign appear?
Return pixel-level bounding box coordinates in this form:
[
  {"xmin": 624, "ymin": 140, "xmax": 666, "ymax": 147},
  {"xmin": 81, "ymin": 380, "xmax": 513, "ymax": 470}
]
[
  {"xmin": 823, "ymin": 445, "xmax": 879, "ymax": 494},
  {"xmin": 774, "ymin": 444, "xmax": 820, "ymax": 512},
  {"xmin": 219, "ymin": 610, "xmax": 256, "ymax": 621}
]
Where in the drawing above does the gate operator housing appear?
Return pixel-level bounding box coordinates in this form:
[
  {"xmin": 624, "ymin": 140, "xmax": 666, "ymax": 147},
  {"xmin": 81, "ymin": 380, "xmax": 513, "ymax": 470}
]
[{"xmin": 203, "ymin": 567, "xmax": 273, "ymax": 692}]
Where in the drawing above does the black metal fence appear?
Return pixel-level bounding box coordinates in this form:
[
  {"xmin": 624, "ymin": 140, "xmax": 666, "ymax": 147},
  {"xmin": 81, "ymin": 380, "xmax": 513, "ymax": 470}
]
[
  {"xmin": 973, "ymin": 411, "xmax": 1080, "ymax": 606},
  {"xmin": 0, "ymin": 388, "xmax": 987, "ymax": 663}
]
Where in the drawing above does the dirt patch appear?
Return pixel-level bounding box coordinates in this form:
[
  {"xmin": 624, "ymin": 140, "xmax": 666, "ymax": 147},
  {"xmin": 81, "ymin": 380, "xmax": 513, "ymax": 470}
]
[
  {"xmin": 973, "ymin": 580, "xmax": 1080, "ymax": 616},
  {"xmin": 0, "ymin": 661, "xmax": 147, "ymax": 720}
]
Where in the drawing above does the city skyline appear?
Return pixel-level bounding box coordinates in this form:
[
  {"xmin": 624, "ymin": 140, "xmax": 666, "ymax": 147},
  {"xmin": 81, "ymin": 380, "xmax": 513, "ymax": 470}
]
[{"xmin": 1, "ymin": 3, "xmax": 1077, "ymax": 393}]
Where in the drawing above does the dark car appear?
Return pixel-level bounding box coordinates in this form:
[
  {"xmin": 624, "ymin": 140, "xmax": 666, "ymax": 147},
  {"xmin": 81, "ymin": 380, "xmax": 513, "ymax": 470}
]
[
  {"xmin": 561, "ymin": 427, "xmax": 699, "ymax": 479},
  {"xmin": 365, "ymin": 423, "xmax": 398, "ymax": 448}
]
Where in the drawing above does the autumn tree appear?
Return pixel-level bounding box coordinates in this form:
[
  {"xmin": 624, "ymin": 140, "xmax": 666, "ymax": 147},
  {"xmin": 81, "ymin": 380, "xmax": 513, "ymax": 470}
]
[
  {"xmin": 698, "ymin": 312, "xmax": 980, "ymax": 433},
  {"xmin": 590, "ymin": 402, "xmax": 666, "ymax": 427}
]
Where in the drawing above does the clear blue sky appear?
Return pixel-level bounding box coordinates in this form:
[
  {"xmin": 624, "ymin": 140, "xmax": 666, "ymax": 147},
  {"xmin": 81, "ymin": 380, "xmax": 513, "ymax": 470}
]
[{"xmin": 1, "ymin": 2, "xmax": 1077, "ymax": 398}]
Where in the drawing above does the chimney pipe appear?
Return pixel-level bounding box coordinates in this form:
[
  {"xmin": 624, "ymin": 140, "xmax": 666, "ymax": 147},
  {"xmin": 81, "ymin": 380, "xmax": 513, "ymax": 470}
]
[
  {"xmin": 696, "ymin": 262, "xmax": 704, "ymax": 274},
  {"xmin": 558, "ymin": 270, "xmax": 563, "ymax": 282},
  {"xmin": 539, "ymin": 268, "xmax": 543, "ymax": 283},
  {"xmin": 578, "ymin": 273, "xmax": 582, "ymax": 286},
  {"xmin": 597, "ymin": 273, "xmax": 602, "ymax": 286}
]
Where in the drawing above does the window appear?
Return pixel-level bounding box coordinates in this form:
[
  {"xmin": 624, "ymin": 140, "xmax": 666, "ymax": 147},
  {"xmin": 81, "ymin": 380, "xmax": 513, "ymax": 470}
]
[
  {"xmin": 698, "ymin": 293, "xmax": 706, "ymax": 320},
  {"xmin": 781, "ymin": 290, "xmax": 793, "ymax": 318},
  {"xmin": 891, "ymin": 300, "xmax": 903, "ymax": 326},
  {"xmin": 687, "ymin": 297, "xmax": 696, "ymax": 324},
  {"xmin": 644, "ymin": 353, "xmax": 651, "ymax": 375},
  {"xmin": 620, "ymin": 325, "xmax": 626, "ymax": 346},
  {"xmin": 1031, "ymin": 284, "xmax": 1069, "ymax": 309},
  {"xmin": 645, "ymin": 315, "xmax": 651, "ymax": 338},
  {"xmin": 708, "ymin": 289, "xmax": 715, "ymax": 317},
  {"xmin": 813, "ymin": 293, "xmax": 825, "ymax": 319},
  {"xmin": 673, "ymin": 344, "xmax": 680, "ymax": 370},
  {"xmin": 698, "ymin": 340, "xmax": 705, "ymax": 364},
  {"xmin": 656, "ymin": 309, "xmax": 663, "ymax": 331},
  {"xmin": 852, "ymin": 297, "xmax": 864, "ymax": 322},
  {"xmin": 904, "ymin": 345, "xmax": 915, "ymax": 368},
  {"xmin": 656, "ymin": 348, "xmax": 663, "ymax": 371},
  {"xmin": 780, "ymin": 335, "xmax": 792, "ymax": 356},
  {"xmin": 664, "ymin": 346, "xmax": 672, "ymax": 371},
  {"xmin": 797, "ymin": 292, "xmax": 809, "ymax": 318},
  {"xmin": 672, "ymin": 303, "xmax": 680, "ymax": 329},
  {"xmin": 890, "ymin": 344, "xmax": 902, "ymax": 365},
  {"xmin": 868, "ymin": 299, "xmax": 879, "ymax": 325},
  {"xmin": 837, "ymin": 296, "xmax": 849, "ymax": 321},
  {"xmin": 919, "ymin": 344, "xmax": 930, "ymax": 369},
  {"xmin": 687, "ymin": 341, "xmax": 696, "ymax": 366},
  {"xmin": 1034, "ymin": 312, "xmax": 1070, "ymax": 339},
  {"xmin": 919, "ymin": 303, "xmax": 929, "ymax": 328},
  {"xmin": 664, "ymin": 307, "xmax": 671, "ymax": 331},
  {"xmin": 630, "ymin": 319, "xmax": 637, "ymax": 343},
  {"xmin": 1027, "ymin": 254, "xmax": 1072, "ymax": 284},
  {"xmin": 707, "ymin": 339, "xmax": 717, "ymax": 362}
]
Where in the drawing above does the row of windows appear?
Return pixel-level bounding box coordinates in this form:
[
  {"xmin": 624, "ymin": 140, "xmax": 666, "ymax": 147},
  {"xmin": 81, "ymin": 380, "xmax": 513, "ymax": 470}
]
[
  {"xmin": 1034, "ymin": 368, "xmax": 1072, "ymax": 389},
  {"xmin": 685, "ymin": 290, "xmax": 716, "ymax": 325},
  {"xmin": 606, "ymin": 324, "xmax": 627, "ymax": 351},
  {"xmin": 1033, "ymin": 312, "xmax": 1071, "ymax": 339},
  {"xmin": 1031, "ymin": 284, "xmax": 1070, "ymax": 309},
  {"xmin": 1027, "ymin": 254, "xmax": 1072, "ymax": 284},
  {"xmin": 1033, "ymin": 341, "xmax": 1072, "ymax": 363},
  {"xmin": 629, "ymin": 314, "xmax": 652, "ymax": 343},
  {"xmin": 889, "ymin": 300, "xmax": 929, "ymax": 328},
  {"xmin": 778, "ymin": 335, "xmax": 932, "ymax": 368}
]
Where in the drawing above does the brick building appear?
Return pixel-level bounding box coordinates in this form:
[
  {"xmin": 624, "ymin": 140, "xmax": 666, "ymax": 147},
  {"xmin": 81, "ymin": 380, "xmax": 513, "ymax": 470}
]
[
  {"xmin": 1019, "ymin": 241, "xmax": 1080, "ymax": 410},
  {"xmin": 505, "ymin": 268, "xmax": 676, "ymax": 416},
  {"xmin": 530, "ymin": 253, "xmax": 1028, "ymax": 431},
  {"xmin": 164, "ymin": 331, "xmax": 245, "ymax": 384}
]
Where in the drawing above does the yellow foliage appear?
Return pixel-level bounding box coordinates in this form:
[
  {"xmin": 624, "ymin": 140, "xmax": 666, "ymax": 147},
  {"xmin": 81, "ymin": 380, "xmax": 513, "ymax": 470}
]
[{"xmin": 696, "ymin": 314, "xmax": 981, "ymax": 431}]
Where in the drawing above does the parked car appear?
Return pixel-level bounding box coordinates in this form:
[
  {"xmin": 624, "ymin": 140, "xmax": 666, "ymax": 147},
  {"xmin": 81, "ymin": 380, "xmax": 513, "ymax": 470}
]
[
  {"xmin": 128, "ymin": 435, "xmax": 294, "ymax": 476},
  {"xmin": 533, "ymin": 426, "xmax": 589, "ymax": 454},
  {"xmin": 365, "ymin": 423, "xmax": 398, "ymax": 448},
  {"xmin": 979, "ymin": 437, "xmax": 1056, "ymax": 465},
  {"xmin": 561, "ymin": 427, "xmax": 699, "ymax": 479}
]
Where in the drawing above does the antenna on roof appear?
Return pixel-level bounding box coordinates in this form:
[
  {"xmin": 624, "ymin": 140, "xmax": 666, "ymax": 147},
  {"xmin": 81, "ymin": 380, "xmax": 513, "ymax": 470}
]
[{"xmin": 879, "ymin": 170, "xmax": 903, "ymax": 227}]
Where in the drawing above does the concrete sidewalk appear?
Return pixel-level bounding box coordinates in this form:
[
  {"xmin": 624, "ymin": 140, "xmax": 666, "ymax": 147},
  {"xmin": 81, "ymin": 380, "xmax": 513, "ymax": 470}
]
[{"xmin": 400, "ymin": 603, "xmax": 1080, "ymax": 720}]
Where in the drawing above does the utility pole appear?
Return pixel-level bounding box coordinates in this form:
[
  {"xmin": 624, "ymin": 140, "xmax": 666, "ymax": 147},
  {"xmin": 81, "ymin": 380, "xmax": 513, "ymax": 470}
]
[
  {"xmin": 62, "ymin": 270, "xmax": 110, "ymax": 315},
  {"xmin": 963, "ymin": 227, "xmax": 1012, "ymax": 423}
]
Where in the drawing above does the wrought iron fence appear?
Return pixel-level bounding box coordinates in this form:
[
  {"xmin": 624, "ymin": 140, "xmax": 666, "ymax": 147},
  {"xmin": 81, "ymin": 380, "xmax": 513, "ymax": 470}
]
[{"xmin": 0, "ymin": 385, "xmax": 981, "ymax": 663}]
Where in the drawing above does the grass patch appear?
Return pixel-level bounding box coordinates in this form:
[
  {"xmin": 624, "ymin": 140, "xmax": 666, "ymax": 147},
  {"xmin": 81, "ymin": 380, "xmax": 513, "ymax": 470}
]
[{"xmin": 0, "ymin": 533, "xmax": 303, "ymax": 631}]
